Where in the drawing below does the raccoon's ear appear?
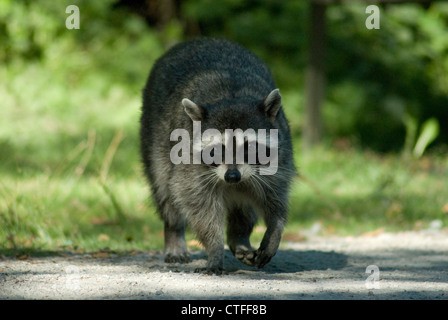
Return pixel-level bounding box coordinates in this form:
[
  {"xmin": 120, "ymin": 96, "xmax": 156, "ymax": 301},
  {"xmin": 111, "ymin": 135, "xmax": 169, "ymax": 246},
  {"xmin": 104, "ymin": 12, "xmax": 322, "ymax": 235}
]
[
  {"xmin": 182, "ymin": 98, "xmax": 203, "ymax": 121},
  {"xmin": 263, "ymin": 89, "xmax": 282, "ymax": 120}
]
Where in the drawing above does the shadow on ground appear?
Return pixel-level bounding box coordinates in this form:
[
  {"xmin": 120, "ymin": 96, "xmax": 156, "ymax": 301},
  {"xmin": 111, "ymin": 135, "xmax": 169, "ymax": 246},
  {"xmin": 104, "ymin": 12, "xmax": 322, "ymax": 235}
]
[
  {"xmin": 1, "ymin": 244, "xmax": 448, "ymax": 299},
  {"xmin": 224, "ymin": 249, "xmax": 348, "ymax": 274}
]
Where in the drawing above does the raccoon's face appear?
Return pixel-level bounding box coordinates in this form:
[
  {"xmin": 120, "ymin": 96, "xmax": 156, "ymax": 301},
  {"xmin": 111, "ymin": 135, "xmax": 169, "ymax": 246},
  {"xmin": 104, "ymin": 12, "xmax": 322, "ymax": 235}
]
[
  {"xmin": 182, "ymin": 89, "xmax": 282, "ymax": 185},
  {"xmin": 201, "ymin": 128, "xmax": 279, "ymax": 184},
  {"xmin": 202, "ymin": 136, "xmax": 268, "ymax": 184}
]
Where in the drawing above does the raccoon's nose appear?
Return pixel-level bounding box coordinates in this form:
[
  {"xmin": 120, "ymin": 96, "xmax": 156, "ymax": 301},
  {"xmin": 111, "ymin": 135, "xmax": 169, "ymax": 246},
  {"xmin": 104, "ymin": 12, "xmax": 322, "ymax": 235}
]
[{"xmin": 224, "ymin": 169, "xmax": 241, "ymax": 184}]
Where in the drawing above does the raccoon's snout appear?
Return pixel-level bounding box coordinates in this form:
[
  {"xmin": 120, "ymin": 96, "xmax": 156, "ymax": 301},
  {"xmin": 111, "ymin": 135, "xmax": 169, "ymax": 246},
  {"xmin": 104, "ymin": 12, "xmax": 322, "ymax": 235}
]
[{"xmin": 224, "ymin": 168, "xmax": 241, "ymax": 184}]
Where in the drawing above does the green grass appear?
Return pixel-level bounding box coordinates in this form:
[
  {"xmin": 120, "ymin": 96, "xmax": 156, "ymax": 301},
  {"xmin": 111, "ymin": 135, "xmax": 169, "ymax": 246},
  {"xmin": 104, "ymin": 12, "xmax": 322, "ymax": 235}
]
[
  {"xmin": 287, "ymin": 146, "xmax": 448, "ymax": 236},
  {"xmin": 2, "ymin": 46, "xmax": 448, "ymax": 258}
]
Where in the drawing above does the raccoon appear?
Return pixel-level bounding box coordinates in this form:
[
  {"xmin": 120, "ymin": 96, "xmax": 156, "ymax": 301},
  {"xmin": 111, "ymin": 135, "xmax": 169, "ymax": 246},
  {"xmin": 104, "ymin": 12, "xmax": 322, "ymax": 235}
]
[{"xmin": 140, "ymin": 38, "xmax": 295, "ymax": 274}]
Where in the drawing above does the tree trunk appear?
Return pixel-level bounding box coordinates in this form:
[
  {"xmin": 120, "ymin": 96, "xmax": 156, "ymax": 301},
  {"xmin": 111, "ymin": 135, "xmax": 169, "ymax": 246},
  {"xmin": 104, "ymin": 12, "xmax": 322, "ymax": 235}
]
[{"xmin": 304, "ymin": 2, "xmax": 326, "ymax": 150}]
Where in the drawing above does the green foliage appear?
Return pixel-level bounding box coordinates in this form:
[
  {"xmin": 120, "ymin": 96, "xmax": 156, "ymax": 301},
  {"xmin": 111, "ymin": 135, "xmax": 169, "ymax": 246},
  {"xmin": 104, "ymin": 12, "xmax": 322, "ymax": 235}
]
[
  {"xmin": 403, "ymin": 113, "xmax": 419, "ymax": 157},
  {"xmin": 183, "ymin": 1, "xmax": 448, "ymax": 151},
  {"xmin": 0, "ymin": 0, "xmax": 166, "ymax": 252},
  {"xmin": 182, "ymin": 0, "xmax": 309, "ymax": 90},
  {"xmin": 402, "ymin": 114, "xmax": 440, "ymax": 159},
  {"xmin": 325, "ymin": 2, "xmax": 448, "ymax": 151},
  {"xmin": 0, "ymin": 0, "xmax": 165, "ymax": 175},
  {"xmin": 413, "ymin": 118, "xmax": 440, "ymax": 159},
  {"xmin": 0, "ymin": 0, "xmax": 163, "ymax": 90}
]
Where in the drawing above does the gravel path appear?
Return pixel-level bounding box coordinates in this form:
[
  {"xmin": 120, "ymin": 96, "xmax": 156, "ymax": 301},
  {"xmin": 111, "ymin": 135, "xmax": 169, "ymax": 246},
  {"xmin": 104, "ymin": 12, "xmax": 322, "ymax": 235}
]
[{"xmin": 1, "ymin": 231, "xmax": 448, "ymax": 300}]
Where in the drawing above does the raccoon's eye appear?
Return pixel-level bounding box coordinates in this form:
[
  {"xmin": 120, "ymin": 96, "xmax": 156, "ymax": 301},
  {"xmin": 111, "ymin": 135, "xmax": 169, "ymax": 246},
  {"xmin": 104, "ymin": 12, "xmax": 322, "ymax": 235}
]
[
  {"xmin": 255, "ymin": 143, "xmax": 270, "ymax": 164},
  {"xmin": 206, "ymin": 144, "xmax": 225, "ymax": 167},
  {"xmin": 244, "ymin": 141, "xmax": 257, "ymax": 164},
  {"xmin": 262, "ymin": 144, "xmax": 271, "ymax": 158}
]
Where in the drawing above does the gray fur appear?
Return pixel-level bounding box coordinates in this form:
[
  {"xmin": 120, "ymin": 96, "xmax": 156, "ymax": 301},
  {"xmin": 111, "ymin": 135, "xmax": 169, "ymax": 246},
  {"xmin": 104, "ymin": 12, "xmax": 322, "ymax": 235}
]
[{"xmin": 140, "ymin": 38, "xmax": 295, "ymax": 274}]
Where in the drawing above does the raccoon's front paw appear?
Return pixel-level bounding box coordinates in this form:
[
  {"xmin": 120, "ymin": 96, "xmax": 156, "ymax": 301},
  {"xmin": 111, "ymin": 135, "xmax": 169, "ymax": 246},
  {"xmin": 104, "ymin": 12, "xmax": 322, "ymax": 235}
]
[
  {"xmin": 253, "ymin": 248, "xmax": 276, "ymax": 269},
  {"xmin": 194, "ymin": 266, "xmax": 224, "ymax": 275},
  {"xmin": 164, "ymin": 252, "xmax": 191, "ymax": 264},
  {"xmin": 235, "ymin": 249, "xmax": 257, "ymax": 267},
  {"xmin": 195, "ymin": 255, "xmax": 225, "ymax": 275}
]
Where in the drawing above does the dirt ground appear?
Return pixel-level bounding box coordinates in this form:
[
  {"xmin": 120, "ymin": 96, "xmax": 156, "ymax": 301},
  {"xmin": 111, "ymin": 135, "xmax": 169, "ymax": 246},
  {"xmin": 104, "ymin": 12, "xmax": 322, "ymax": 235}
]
[{"xmin": 1, "ymin": 230, "xmax": 448, "ymax": 300}]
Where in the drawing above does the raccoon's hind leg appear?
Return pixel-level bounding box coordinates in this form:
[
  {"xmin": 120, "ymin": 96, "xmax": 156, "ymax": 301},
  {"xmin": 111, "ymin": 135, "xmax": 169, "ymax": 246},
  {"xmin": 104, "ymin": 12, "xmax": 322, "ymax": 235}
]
[
  {"xmin": 162, "ymin": 202, "xmax": 191, "ymax": 264},
  {"xmin": 227, "ymin": 206, "xmax": 258, "ymax": 267},
  {"xmin": 164, "ymin": 222, "xmax": 190, "ymax": 263}
]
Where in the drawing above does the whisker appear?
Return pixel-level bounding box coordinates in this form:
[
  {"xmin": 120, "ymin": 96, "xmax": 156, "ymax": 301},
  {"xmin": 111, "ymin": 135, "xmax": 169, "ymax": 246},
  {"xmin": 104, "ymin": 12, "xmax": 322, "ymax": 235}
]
[
  {"xmin": 197, "ymin": 169, "xmax": 218, "ymax": 189},
  {"xmin": 247, "ymin": 174, "xmax": 266, "ymax": 201},
  {"xmin": 252, "ymin": 173, "xmax": 279, "ymax": 197}
]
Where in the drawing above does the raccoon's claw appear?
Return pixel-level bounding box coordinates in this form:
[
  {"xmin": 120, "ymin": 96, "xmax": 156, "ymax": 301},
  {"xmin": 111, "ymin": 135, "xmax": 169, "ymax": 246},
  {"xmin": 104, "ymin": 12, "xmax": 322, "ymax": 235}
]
[
  {"xmin": 164, "ymin": 252, "xmax": 191, "ymax": 264},
  {"xmin": 253, "ymin": 248, "xmax": 274, "ymax": 269},
  {"xmin": 235, "ymin": 248, "xmax": 273, "ymax": 268},
  {"xmin": 194, "ymin": 267, "xmax": 224, "ymax": 275}
]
